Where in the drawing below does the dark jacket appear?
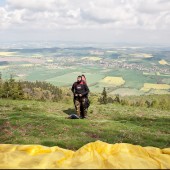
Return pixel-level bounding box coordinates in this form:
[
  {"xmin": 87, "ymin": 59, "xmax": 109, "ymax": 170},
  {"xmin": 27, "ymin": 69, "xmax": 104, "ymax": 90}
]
[{"xmin": 71, "ymin": 81, "xmax": 89, "ymax": 97}]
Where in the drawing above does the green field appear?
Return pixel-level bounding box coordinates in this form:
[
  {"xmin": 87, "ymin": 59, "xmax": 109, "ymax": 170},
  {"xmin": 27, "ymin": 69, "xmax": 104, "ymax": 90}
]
[
  {"xmin": 107, "ymin": 69, "xmax": 157, "ymax": 89},
  {"xmin": 46, "ymin": 71, "xmax": 105, "ymax": 86},
  {"xmin": 0, "ymin": 99, "xmax": 169, "ymax": 150},
  {"xmin": 0, "ymin": 47, "xmax": 170, "ymax": 96},
  {"xmin": 162, "ymin": 78, "xmax": 170, "ymax": 84},
  {"xmin": 1, "ymin": 65, "xmax": 169, "ymax": 95},
  {"xmin": 110, "ymin": 88, "xmax": 145, "ymax": 96},
  {"xmin": 26, "ymin": 68, "xmax": 73, "ymax": 82}
]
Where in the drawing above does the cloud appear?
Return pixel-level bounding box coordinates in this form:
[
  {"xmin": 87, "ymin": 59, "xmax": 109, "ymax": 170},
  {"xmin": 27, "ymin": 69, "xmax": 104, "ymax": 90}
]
[
  {"xmin": 0, "ymin": 0, "xmax": 170, "ymax": 44},
  {"xmin": 6, "ymin": 0, "xmax": 69, "ymax": 11},
  {"xmin": 0, "ymin": 0, "xmax": 169, "ymax": 30},
  {"xmin": 0, "ymin": 7, "xmax": 9, "ymax": 28},
  {"xmin": 133, "ymin": 0, "xmax": 170, "ymax": 14}
]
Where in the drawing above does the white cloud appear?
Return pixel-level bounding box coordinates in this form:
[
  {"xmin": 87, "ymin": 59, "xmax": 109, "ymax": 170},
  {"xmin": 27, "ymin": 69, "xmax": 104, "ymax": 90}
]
[
  {"xmin": 0, "ymin": 0, "xmax": 170, "ymax": 44},
  {"xmin": 0, "ymin": 7, "xmax": 9, "ymax": 28},
  {"xmin": 134, "ymin": 0, "xmax": 170, "ymax": 14},
  {"xmin": 6, "ymin": 0, "xmax": 69, "ymax": 11},
  {"xmin": 0, "ymin": 0, "xmax": 169, "ymax": 30}
]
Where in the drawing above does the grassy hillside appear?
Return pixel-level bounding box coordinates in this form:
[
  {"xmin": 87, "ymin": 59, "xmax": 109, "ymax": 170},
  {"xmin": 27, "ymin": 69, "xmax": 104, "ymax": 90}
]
[{"xmin": 0, "ymin": 98, "xmax": 169, "ymax": 150}]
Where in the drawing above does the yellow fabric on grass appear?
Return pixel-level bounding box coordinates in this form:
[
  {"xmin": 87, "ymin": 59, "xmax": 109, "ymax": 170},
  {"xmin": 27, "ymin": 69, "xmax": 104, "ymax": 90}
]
[{"xmin": 0, "ymin": 141, "xmax": 169, "ymax": 169}]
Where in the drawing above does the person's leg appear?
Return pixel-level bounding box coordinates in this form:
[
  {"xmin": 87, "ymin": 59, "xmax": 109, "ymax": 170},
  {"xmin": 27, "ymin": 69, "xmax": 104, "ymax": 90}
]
[
  {"xmin": 80, "ymin": 104, "xmax": 84, "ymax": 118},
  {"xmin": 74, "ymin": 99, "xmax": 81, "ymax": 117},
  {"xmin": 73, "ymin": 98, "xmax": 76, "ymax": 109},
  {"xmin": 82, "ymin": 98, "xmax": 88, "ymax": 118}
]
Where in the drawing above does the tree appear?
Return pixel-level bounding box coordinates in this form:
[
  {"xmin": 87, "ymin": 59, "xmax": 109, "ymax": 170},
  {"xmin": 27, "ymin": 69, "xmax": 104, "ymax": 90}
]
[
  {"xmin": 98, "ymin": 87, "xmax": 108, "ymax": 104},
  {"xmin": 3, "ymin": 81, "xmax": 10, "ymax": 98},
  {"xmin": 0, "ymin": 72, "xmax": 2, "ymax": 97},
  {"xmin": 145, "ymin": 100, "xmax": 153, "ymax": 108},
  {"xmin": 114, "ymin": 94, "xmax": 120, "ymax": 103},
  {"xmin": 107, "ymin": 97, "xmax": 114, "ymax": 104},
  {"xmin": 17, "ymin": 81, "xmax": 24, "ymax": 99},
  {"xmin": 102, "ymin": 87, "xmax": 107, "ymax": 104}
]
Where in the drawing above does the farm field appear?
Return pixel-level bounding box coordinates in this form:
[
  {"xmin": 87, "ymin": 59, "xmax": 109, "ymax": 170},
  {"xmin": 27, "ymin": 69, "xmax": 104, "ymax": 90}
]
[
  {"xmin": 46, "ymin": 72, "xmax": 105, "ymax": 86},
  {"xmin": 140, "ymin": 83, "xmax": 170, "ymax": 92},
  {"xmin": 0, "ymin": 52, "xmax": 18, "ymax": 56},
  {"xmin": 0, "ymin": 46, "xmax": 170, "ymax": 96},
  {"xmin": 81, "ymin": 56, "xmax": 102, "ymax": 61}
]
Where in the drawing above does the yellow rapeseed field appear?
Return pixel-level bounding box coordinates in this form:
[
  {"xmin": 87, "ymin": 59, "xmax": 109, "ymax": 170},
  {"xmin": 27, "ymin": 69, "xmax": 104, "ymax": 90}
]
[
  {"xmin": 140, "ymin": 83, "xmax": 170, "ymax": 92},
  {"xmin": 131, "ymin": 53, "xmax": 153, "ymax": 58},
  {"xmin": 143, "ymin": 54, "xmax": 153, "ymax": 58},
  {"xmin": 47, "ymin": 59, "xmax": 54, "ymax": 62},
  {"xmin": 32, "ymin": 55, "xmax": 42, "ymax": 58},
  {"xmin": 82, "ymin": 57, "xmax": 102, "ymax": 61},
  {"xmin": 21, "ymin": 64, "xmax": 34, "ymax": 67},
  {"xmin": 0, "ymin": 66, "xmax": 9, "ymax": 69},
  {"xmin": 0, "ymin": 52, "xmax": 17, "ymax": 56},
  {"xmin": 159, "ymin": 60, "xmax": 168, "ymax": 65},
  {"xmin": 143, "ymin": 72, "xmax": 155, "ymax": 76},
  {"xmin": 101, "ymin": 76, "xmax": 125, "ymax": 86}
]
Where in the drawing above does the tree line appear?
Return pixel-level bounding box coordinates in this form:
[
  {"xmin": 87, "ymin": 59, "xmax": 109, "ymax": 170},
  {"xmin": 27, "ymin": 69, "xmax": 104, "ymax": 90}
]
[
  {"xmin": 0, "ymin": 73, "xmax": 62, "ymax": 102},
  {"xmin": 0, "ymin": 73, "xmax": 169, "ymax": 110},
  {"xmin": 98, "ymin": 87, "xmax": 170, "ymax": 110}
]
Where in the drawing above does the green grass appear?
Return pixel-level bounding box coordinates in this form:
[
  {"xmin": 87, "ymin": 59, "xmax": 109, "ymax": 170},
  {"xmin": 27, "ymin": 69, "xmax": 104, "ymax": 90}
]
[
  {"xmin": 0, "ymin": 99, "xmax": 169, "ymax": 150},
  {"xmin": 46, "ymin": 71, "xmax": 105, "ymax": 86}
]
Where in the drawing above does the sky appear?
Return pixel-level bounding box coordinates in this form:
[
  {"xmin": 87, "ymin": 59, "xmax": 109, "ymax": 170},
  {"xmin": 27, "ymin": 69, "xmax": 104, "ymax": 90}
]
[{"xmin": 0, "ymin": 0, "xmax": 170, "ymax": 45}]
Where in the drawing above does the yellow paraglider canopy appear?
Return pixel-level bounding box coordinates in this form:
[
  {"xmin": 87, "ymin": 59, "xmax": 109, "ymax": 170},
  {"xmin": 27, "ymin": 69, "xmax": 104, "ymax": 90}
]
[{"xmin": 0, "ymin": 141, "xmax": 170, "ymax": 169}]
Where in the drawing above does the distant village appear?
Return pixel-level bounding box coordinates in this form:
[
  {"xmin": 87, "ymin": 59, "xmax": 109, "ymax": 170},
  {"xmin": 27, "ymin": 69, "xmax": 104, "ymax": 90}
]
[
  {"xmin": 43, "ymin": 51, "xmax": 170, "ymax": 75},
  {"xmin": 99, "ymin": 60, "xmax": 170, "ymax": 75}
]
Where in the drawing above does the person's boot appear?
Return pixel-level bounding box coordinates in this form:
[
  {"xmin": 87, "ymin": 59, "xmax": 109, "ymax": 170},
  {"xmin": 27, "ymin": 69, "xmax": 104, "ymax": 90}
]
[{"xmin": 79, "ymin": 104, "xmax": 84, "ymax": 119}]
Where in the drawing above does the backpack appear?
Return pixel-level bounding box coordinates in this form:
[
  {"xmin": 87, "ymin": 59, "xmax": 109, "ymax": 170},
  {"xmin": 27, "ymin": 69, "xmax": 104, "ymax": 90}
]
[
  {"xmin": 85, "ymin": 98, "xmax": 90, "ymax": 109},
  {"xmin": 68, "ymin": 114, "xmax": 80, "ymax": 119}
]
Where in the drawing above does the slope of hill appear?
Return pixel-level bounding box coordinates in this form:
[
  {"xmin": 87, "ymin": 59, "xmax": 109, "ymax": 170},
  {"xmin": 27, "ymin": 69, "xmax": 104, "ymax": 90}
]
[{"xmin": 0, "ymin": 98, "xmax": 169, "ymax": 150}]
